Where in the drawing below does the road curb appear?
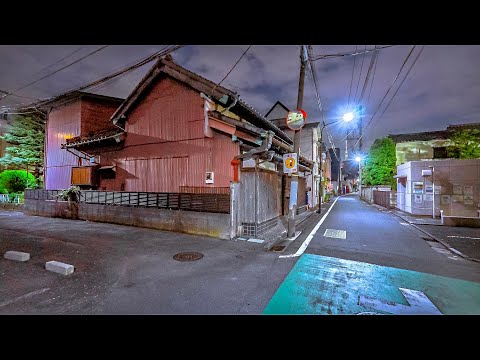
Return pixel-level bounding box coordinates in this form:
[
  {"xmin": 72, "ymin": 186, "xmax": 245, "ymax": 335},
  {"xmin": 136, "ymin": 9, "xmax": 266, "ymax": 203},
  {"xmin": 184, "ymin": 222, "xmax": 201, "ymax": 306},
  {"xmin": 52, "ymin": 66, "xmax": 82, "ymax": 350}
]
[{"xmin": 389, "ymin": 210, "xmax": 480, "ymax": 263}]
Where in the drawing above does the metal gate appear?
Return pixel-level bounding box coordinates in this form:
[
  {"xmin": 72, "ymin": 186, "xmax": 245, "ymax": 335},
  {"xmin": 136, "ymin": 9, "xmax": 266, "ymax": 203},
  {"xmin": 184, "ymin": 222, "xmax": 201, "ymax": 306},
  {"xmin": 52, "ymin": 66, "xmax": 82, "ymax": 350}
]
[{"xmin": 373, "ymin": 190, "xmax": 391, "ymax": 208}]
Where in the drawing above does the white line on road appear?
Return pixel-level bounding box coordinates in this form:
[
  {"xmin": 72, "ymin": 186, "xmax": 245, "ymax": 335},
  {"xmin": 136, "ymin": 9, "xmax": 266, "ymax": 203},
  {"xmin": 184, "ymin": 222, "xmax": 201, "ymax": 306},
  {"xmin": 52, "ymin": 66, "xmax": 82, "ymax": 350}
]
[
  {"xmin": 0, "ymin": 288, "xmax": 50, "ymax": 309},
  {"xmin": 447, "ymin": 235, "xmax": 480, "ymax": 240},
  {"xmin": 279, "ymin": 196, "xmax": 340, "ymax": 259}
]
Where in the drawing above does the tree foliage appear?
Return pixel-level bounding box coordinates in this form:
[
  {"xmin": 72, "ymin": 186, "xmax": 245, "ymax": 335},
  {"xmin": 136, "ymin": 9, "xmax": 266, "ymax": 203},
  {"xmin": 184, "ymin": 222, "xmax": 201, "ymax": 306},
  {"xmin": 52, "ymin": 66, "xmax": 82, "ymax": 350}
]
[
  {"xmin": 362, "ymin": 137, "xmax": 397, "ymax": 189},
  {"xmin": 446, "ymin": 129, "xmax": 480, "ymax": 159},
  {"xmin": 0, "ymin": 170, "xmax": 36, "ymax": 193},
  {"xmin": 0, "ymin": 114, "xmax": 45, "ymax": 176}
]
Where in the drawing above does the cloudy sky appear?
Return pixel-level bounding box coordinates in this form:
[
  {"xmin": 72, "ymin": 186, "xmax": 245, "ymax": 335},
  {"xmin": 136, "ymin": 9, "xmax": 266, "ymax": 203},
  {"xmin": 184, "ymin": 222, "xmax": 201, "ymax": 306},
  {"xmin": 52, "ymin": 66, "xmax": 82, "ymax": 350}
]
[{"xmin": 1, "ymin": 45, "xmax": 479, "ymax": 158}]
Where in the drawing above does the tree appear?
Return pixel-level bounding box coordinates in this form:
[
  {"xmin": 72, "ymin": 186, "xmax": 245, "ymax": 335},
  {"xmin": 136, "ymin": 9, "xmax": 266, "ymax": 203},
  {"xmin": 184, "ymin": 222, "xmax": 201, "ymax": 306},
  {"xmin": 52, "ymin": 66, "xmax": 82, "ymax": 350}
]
[
  {"xmin": 446, "ymin": 129, "xmax": 480, "ymax": 159},
  {"xmin": 362, "ymin": 137, "xmax": 397, "ymax": 189},
  {"xmin": 0, "ymin": 114, "xmax": 45, "ymax": 178}
]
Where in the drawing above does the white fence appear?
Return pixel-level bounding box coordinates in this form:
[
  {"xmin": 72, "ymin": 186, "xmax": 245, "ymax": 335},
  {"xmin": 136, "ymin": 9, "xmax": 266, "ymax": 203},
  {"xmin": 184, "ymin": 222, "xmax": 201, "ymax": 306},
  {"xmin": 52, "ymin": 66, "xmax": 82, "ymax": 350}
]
[{"xmin": 0, "ymin": 194, "xmax": 20, "ymax": 203}]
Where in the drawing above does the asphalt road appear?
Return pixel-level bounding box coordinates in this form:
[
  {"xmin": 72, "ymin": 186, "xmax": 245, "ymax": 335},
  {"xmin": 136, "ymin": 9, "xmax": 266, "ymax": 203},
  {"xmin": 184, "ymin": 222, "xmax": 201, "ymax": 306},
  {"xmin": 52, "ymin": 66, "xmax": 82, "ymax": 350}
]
[
  {"xmin": 265, "ymin": 194, "xmax": 480, "ymax": 314},
  {"xmin": 0, "ymin": 211, "xmax": 292, "ymax": 314},
  {"xmin": 286, "ymin": 194, "xmax": 480, "ymax": 282}
]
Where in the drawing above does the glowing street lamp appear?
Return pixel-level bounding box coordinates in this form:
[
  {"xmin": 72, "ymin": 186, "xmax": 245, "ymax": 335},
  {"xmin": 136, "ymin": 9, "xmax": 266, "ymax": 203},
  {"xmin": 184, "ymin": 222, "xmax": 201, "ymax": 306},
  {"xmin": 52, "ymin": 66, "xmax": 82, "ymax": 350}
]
[{"xmin": 343, "ymin": 112, "xmax": 354, "ymax": 122}]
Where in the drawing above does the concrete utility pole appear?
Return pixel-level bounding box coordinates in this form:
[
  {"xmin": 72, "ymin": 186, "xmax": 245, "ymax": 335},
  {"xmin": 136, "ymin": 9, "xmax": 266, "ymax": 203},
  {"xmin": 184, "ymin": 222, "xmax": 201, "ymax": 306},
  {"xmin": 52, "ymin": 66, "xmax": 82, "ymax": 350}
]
[{"xmin": 287, "ymin": 45, "xmax": 307, "ymax": 238}]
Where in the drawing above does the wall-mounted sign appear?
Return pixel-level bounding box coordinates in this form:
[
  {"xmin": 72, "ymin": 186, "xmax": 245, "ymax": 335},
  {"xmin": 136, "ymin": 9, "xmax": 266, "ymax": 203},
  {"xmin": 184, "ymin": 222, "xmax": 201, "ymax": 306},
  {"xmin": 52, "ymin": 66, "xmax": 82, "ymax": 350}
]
[
  {"xmin": 453, "ymin": 184, "xmax": 463, "ymax": 195},
  {"xmin": 283, "ymin": 153, "xmax": 298, "ymax": 174},
  {"xmin": 435, "ymin": 186, "xmax": 441, "ymax": 194},
  {"xmin": 414, "ymin": 194, "xmax": 423, "ymax": 203},
  {"xmin": 413, "ymin": 182, "xmax": 424, "ymax": 194},
  {"xmin": 425, "ymin": 185, "xmax": 433, "ymax": 194},
  {"xmin": 464, "ymin": 185, "xmax": 473, "ymax": 196},
  {"xmin": 205, "ymin": 172, "xmax": 214, "ymax": 184},
  {"xmin": 286, "ymin": 109, "xmax": 307, "ymax": 131},
  {"xmin": 464, "ymin": 195, "xmax": 474, "ymax": 205},
  {"xmin": 452, "ymin": 195, "xmax": 463, "ymax": 203},
  {"xmin": 441, "ymin": 195, "xmax": 451, "ymax": 205},
  {"xmin": 423, "ymin": 194, "xmax": 433, "ymax": 201}
]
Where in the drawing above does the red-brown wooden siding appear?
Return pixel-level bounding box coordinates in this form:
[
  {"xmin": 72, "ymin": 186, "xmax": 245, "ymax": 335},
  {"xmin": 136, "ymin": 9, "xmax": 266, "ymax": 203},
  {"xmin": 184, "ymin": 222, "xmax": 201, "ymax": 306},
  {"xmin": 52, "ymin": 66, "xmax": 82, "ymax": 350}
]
[
  {"xmin": 96, "ymin": 76, "xmax": 239, "ymax": 192},
  {"xmin": 45, "ymin": 76, "xmax": 240, "ymax": 192},
  {"xmin": 45, "ymin": 101, "xmax": 81, "ymax": 189},
  {"xmin": 45, "ymin": 98, "xmax": 122, "ymax": 190},
  {"xmin": 80, "ymin": 98, "xmax": 120, "ymax": 136}
]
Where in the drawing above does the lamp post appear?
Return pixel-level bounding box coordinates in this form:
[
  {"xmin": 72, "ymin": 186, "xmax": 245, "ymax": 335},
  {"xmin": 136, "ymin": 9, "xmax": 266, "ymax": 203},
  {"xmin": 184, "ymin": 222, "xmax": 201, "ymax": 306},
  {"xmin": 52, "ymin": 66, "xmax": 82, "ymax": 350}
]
[
  {"xmin": 317, "ymin": 113, "xmax": 354, "ymax": 214},
  {"xmin": 428, "ymin": 165, "xmax": 435, "ymax": 219},
  {"xmin": 355, "ymin": 156, "xmax": 362, "ymax": 196}
]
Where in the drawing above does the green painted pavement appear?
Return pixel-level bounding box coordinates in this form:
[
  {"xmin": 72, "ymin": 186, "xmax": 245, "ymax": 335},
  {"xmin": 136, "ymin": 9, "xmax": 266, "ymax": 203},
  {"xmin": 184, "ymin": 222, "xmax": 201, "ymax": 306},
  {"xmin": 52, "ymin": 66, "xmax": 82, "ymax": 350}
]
[{"xmin": 263, "ymin": 254, "xmax": 480, "ymax": 315}]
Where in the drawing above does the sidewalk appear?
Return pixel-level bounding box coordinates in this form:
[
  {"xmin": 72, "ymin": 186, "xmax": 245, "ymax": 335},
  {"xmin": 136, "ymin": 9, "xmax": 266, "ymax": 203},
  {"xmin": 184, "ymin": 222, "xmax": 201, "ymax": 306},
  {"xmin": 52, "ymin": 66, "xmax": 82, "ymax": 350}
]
[{"xmin": 388, "ymin": 207, "xmax": 480, "ymax": 263}]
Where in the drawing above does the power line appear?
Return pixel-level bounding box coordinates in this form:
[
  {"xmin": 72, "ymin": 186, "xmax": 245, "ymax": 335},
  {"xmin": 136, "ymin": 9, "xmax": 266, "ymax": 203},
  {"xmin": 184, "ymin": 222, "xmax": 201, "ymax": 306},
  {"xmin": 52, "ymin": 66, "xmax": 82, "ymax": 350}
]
[
  {"xmin": 0, "ymin": 45, "xmax": 110, "ymax": 103},
  {"xmin": 212, "ymin": 45, "xmax": 252, "ymax": 93},
  {"xmin": 33, "ymin": 45, "xmax": 182, "ymax": 109},
  {"xmin": 347, "ymin": 45, "xmax": 358, "ymax": 106},
  {"xmin": 306, "ymin": 45, "xmax": 340, "ymax": 162},
  {"xmin": 367, "ymin": 48, "xmax": 380, "ymax": 106},
  {"xmin": 29, "ymin": 46, "xmax": 85, "ymax": 78},
  {"xmin": 309, "ymin": 45, "xmax": 395, "ymax": 61},
  {"xmin": 358, "ymin": 46, "xmax": 377, "ymax": 103},
  {"xmin": 353, "ymin": 45, "xmax": 367, "ymax": 103},
  {"xmin": 352, "ymin": 45, "xmax": 418, "ymax": 149},
  {"xmin": 375, "ymin": 46, "xmax": 425, "ymax": 124}
]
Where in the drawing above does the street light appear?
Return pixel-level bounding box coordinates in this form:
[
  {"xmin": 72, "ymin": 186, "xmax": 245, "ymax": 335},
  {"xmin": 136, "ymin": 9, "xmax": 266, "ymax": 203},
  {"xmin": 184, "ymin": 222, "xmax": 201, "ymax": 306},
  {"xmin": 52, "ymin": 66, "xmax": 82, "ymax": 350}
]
[
  {"xmin": 343, "ymin": 112, "xmax": 354, "ymax": 122},
  {"xmin": 317, "ymin": 113, "xmax": 356, "ymax": 214}
]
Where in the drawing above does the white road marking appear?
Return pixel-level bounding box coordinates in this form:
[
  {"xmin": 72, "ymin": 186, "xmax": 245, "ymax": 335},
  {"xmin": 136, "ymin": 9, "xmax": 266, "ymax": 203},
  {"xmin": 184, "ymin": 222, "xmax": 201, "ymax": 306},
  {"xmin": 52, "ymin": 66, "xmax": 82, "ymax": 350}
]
[
  {"xmin": 447, "ymin": 235, "xmax": 480, "ymax": 240},
  {"xmin": 323, "ymin": 229, "xmax": 347, "ymax": 239},
  {"xmin": 0, "ymin": 288, "xmax": 50, "ymax": 308},
  {"xmin": 359, "ymin": 288, "xmax": 442, "ymax": 315},
  {"xmin": 247, "ymin": 238, "xmax": 264, "ymax": 244},
  {"xmin": 279, "ymin": 196, "xmax": 340, "ymax": 259}
]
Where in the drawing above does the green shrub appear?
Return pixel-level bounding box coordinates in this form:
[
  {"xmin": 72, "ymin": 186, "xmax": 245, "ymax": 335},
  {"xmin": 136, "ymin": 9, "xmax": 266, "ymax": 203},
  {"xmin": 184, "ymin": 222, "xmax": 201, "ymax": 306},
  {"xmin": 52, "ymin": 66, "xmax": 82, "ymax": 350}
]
[{"xmin": 0, "ymin": 170, "xmax": 36, "ymax": 193}]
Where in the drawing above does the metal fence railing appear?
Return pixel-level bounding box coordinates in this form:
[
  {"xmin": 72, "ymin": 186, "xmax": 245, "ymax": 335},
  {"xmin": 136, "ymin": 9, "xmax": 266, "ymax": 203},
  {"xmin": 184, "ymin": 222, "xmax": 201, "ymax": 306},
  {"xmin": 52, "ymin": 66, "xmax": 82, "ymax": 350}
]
[{"xmin": 25, "ymin": 189, "xmax": 230, "ymax": 214}]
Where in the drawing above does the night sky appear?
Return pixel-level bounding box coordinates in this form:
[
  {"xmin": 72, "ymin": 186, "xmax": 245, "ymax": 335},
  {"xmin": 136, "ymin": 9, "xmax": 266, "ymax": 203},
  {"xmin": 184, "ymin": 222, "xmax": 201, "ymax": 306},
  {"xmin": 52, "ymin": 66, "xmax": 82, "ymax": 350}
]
[{"xmin": 1, "ymin": 45, "xmax": 479, "ymax": 159}]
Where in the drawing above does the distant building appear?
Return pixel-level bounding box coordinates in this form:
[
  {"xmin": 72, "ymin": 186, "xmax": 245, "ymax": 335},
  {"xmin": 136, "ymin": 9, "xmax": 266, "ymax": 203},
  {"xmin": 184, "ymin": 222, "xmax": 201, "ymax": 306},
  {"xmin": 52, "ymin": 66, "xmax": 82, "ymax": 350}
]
[
  {"xmin": 391, "ymin": 123, "xmax": 480, "ymax": 217},
  {"xmin": 264, "ymin": 101, "xmax": 332, "ymax": 208},
  {"xmin": 389, "ymin": 123, "xmax": 480, "ymax": 166}
]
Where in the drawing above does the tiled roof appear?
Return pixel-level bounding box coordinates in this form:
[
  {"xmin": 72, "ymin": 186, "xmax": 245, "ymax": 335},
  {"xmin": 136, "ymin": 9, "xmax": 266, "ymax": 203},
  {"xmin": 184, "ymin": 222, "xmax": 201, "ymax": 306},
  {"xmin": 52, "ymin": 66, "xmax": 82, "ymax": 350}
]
[
  {"xmin": 389, "ymin": 122, "xmax": 480, "ymax": 143},
  {"xmin": 389, "ymin": 130, "xmax": 450, "ymax": 143}
]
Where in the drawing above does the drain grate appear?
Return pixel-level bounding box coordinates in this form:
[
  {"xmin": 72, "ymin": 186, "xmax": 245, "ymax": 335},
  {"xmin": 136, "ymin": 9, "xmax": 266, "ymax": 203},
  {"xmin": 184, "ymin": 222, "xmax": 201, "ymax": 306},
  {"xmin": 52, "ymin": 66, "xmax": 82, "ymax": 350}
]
[
  {"xmin": 271, "ymin": 245, "xmax": 286, "ymax": 252},
  {"xmin": 173, "ymin": 252, "xmax": 204, "ymax": 262}
]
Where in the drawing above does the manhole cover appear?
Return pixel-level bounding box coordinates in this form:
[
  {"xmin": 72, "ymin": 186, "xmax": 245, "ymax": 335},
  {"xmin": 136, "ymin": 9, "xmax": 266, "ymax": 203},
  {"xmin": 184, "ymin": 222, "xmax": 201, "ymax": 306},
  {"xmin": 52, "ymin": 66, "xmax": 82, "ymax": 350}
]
[
  {"xmin": 271, "ymin": 245, "xmax": 286, "ymax": 252},
  {"xmin": 173, "ymin": 252, "xmax": 204, "ymax": 262}
]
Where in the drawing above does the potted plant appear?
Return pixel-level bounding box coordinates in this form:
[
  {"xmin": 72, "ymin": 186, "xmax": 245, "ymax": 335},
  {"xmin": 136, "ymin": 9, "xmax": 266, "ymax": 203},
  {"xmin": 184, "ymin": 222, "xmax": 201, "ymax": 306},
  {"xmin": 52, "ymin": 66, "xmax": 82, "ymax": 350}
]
[{"xmin": 56, "ymin": 185, "xmax": 81, "ymax": 203}]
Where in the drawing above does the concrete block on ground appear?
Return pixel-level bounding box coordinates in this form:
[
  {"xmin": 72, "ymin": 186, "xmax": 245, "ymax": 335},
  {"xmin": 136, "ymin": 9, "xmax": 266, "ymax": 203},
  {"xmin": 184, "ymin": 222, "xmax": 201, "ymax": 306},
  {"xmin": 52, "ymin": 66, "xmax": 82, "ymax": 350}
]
[
  {"xmin": 45, "ymin": 261, "xmax": 74, "ymax": 275},
  {"xmin": 4, "ymin": 251, "xmax": 30, "ymax": 262}
]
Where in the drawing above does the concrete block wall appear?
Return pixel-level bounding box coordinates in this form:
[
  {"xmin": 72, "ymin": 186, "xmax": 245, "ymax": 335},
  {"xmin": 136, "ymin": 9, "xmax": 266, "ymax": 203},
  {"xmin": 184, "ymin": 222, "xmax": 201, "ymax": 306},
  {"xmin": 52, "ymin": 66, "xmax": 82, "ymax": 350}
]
[{"xmin": 24, "ymin": 199, "xmax": 231, "ymax": 240}]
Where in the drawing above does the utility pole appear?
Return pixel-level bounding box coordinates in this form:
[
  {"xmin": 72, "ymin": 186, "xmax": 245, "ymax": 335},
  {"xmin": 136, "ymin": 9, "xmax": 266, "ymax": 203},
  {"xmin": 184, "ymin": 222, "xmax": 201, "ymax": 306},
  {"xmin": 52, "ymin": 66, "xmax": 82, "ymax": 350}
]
[
  {"xmin": 287, "ymin": 45, "xmax": 307, "ymax": 238},
  {"xmin": 358, "ymin": 105, "xmax": 363, "ymax": 152}
]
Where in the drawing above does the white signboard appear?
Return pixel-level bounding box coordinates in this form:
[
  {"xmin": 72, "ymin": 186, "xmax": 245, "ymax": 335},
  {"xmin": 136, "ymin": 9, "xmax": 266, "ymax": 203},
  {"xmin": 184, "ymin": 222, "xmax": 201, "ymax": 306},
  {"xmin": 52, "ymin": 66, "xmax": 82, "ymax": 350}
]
[
  {"xmin": 464, "ymin": 185, "xmax": 473, "ymax": 196},
  {"xmin": 453, "ymin": 184, "xmax": 463, "ymax": 195},
  {"xmin": 425, "ymin": 185, "xmax": 433, "ymax": 194},
  {"xmin": 414, "ymin": 194, "xmax": 423, "ymax": 203},
  {"xmin": 441, "ymin": 195, "xmax": 451, "ymax": 205},
  {"xmin": 424, "ymin": 194, "xmax": 433, "ymax": 201},
  {"xmin": 283, "ymin": 153, "xmax": 298, "ymax": 174},
  {"xmin": 464, "ymin": 195, "xmax": 474, "ymax": 205},
  {"xmin": 205, "ymin": 172, "xmax": 214, "ymax": 184}
]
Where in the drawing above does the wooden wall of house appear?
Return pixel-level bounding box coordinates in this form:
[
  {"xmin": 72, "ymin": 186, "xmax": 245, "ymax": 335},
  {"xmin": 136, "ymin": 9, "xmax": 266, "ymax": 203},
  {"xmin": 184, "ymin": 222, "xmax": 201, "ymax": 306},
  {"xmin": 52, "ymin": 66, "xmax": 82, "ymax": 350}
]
[
  {"xmin": 95, "ymin": 76, "xmax": 240, "ymax": 192},
  {"xmin": 81, "ymin": 97, "xmax": 121, "ymax": 137},
  {"xmin": 45, "ymin": 100, "xmax": 82, "ymax": 190},
  {"xmin": 45, "ymin": 97, "xmax": 123, "ymax": 190}
]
